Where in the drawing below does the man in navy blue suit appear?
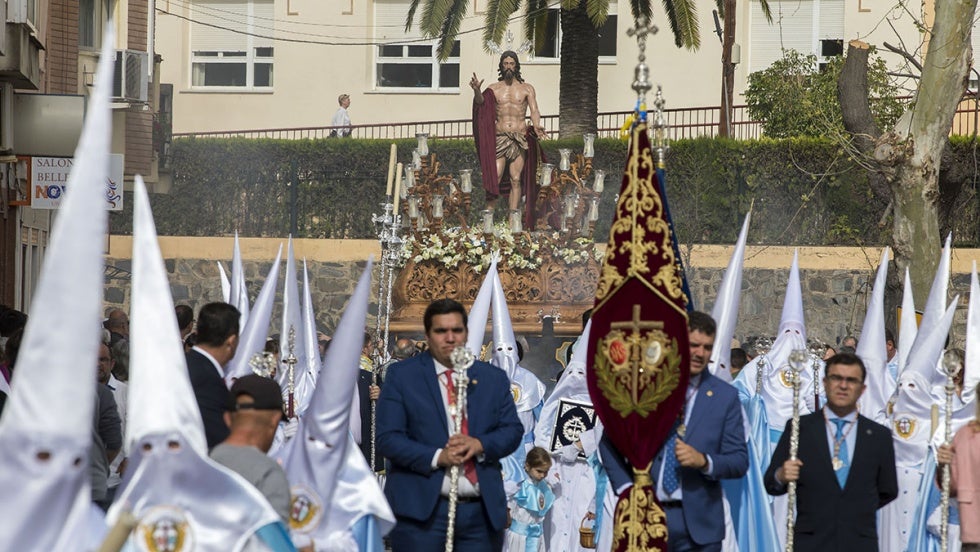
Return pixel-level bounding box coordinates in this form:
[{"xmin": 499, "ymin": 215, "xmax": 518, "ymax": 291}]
[
  {"xmin": 186, "ymin": 302, "xmax": 240, "ymax": 449},
  {"xmin": 377, "ymin": 298, "xmax": 523, "ymax": 552},
  {"xmin": 764, "ymin": 353, "xmax": 897, "ymax": 551},
  {"xmin": 601, "ymin": 311, "xmax": 748, "ymax": 551}
]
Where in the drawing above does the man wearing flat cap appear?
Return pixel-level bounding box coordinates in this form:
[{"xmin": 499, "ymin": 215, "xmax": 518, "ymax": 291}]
[{"xmin": 210, "ymin": 374, "xmax": 291, "ymax": 523}]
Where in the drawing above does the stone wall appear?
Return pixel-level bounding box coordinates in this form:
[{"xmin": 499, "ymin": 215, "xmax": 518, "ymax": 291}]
[
  {"xmin": 104, "ymin": 256, "xmax": 372, "ymax": 334},
  {"xmin": 102, "ymin": 237, "xmax": 976, "ymax": 351}
]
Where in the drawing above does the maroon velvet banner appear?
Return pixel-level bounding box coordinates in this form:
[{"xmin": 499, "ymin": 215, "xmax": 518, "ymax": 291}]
[{"xmin": 587, "ymin": 123, "xmax": 690, "ymax": 551}]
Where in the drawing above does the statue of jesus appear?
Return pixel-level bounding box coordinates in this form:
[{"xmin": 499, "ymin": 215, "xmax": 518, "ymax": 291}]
[{"xmin": 471, "ymin": 51, "xmax": 546, "ymax": 226}]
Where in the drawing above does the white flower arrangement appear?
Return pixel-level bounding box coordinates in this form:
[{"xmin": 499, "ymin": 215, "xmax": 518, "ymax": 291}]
[{"xmin": 397, "ymin": 224, "xmax": 603, "ymax": 271}]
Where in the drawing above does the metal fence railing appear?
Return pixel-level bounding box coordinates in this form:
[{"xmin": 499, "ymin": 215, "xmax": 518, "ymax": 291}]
[
  {"xmin": 174, "ymin": 98, "xmax": 979, "ymax": 141},
  {"xmin": 174, "ymin": 104, "xmax": 765, "ymax": 141}
]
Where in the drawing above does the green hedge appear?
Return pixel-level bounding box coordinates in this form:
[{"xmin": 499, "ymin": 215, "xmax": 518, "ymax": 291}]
[{"xmin": 108, "ymin": 135, "xmax": 980, "ymax": 246}]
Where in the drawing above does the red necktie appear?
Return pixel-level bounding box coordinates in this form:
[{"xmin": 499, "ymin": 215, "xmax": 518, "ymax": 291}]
[{"xmin": 444, "ymin": 370, "xmax": 478, "ymax": 485}]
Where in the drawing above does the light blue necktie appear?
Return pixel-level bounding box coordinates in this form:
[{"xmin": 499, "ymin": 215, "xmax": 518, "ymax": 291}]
[
  {"xmin": 831, "ymin": 418, "xmax": 850, "ymax": 487},
  {"xmin": 662, "ymin": 424, "xmax": 681, "ymax": 494}
]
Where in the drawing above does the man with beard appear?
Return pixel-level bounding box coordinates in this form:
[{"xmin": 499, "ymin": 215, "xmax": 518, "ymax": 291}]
[{"xmin": 471, "ymin": 51, "xmax": 545, "ymax": 223}]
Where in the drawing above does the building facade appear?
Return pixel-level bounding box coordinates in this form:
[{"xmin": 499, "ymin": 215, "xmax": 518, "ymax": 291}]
[
  {"xmin": 154, "ymin": 0, "xmax": 977, "ymax": 135},
  {"xmin": 0, "ymin": 0, "xmax": 162, "ymax": 308}
]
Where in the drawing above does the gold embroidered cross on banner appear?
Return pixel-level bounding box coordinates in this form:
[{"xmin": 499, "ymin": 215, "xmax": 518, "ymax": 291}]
[
  {"xmin": 597, "ymin": 304, "xmax": 681, "ymax": 417},
  {"xmin": 610, "ymin": 305, "xmax": 664, "ymax": 405}
]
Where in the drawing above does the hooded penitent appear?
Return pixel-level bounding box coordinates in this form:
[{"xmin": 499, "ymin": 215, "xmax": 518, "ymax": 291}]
[
  {"xmin": 218, "ymin": 261, "xmax": 231, "ymax": 303},
  {"xmin": 0, "ymin": 24, "xmax": 115, "ymax": 550},
  {"xmin": 466, "ymin": 255, "xmax": 499, "ymax": 358},
  {"xmin": 734, "ymin": 250, "xmax": 816, "ymax": 431},
  {"xmin": 108, "ymin": 177, "xmax": 289, "ymax": 551},
  {"xmin": 904, "ymin": 234, "xmax": 951, "ymax": 376},
  {"xmin": 224, "ymin": 245, "xmax": 283, "ymax": 385},
  {"xmin": 897, "ymin": 268, "xmax": 918, "ymax": 378},
  {"xmin": 278, "ymin": 236, "xmax": 312, "ymax": 418},
  {"xmin": 855, "ymin": 248, "xmax": 891, "ymax": 423},
  {"xmin": 709, "ymin": 211, "xmax": 751, "ymax": 382},
  {"xmin": 230, "ymin": 231, "xmax": 251, "ymax": 329},
  {"xmin": 276, "ymin": 259, "xmax": 395, "ymax": 550}
]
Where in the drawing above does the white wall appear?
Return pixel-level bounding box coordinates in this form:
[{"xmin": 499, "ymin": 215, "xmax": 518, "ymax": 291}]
[{"xmin": 155, "ymin": 0, "xmax": 929, "ymax": 134}]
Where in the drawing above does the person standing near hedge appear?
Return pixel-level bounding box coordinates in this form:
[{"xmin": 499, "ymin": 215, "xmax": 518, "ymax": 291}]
[{"xmin": 331, "ymin": 94, "xmax": 352, "ymax": 137}]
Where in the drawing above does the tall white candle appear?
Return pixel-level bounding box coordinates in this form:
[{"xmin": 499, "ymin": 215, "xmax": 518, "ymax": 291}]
[
  {"xmin": 386, "ymin": 143, "xmax": 397, "ymax": 196},
  {"xmin": 393, "ymin": 162, "xmax": 404, "ymax": 211}
]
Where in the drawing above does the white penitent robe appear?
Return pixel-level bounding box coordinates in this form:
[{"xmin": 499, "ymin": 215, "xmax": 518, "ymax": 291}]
[
  {"xmin": 544, "ymin": 428, "xmax": 600, "ymax": 552},
  {"xmin": 880, "ymin": 370, "xmax": 938, "ymax": 552},
  {"xmin": 595, "ymin": 468, "xmax": 616, "ymax": 552}
]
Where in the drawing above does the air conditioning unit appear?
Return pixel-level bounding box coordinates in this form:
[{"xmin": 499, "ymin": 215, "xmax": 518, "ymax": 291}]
[{"xmin": 112, "ymin": 49, "xmax": 149, "ymax": 103}]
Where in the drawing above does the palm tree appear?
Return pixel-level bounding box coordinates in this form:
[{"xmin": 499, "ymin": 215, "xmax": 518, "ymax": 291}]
[{"xmin": 406, "ymin": 0, "xmax": 707, "ymax": 138}]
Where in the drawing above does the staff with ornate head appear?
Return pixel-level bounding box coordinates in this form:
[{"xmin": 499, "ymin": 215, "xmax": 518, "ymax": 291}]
[
  {"xmin": 282, "ymin": 325, "xmax": 298, "ymax": 419},
  {"xmin": 445, "ymin": 345, "xmax": 474, "ymax": 552},
  {"xmin": 939, "ymin": 349, "xmax": 963, "ymax": 551},
  {"xmin": 785, "ymin": 348, "xmax": 808, "ymax": 551},
  {"xmin": 755, "ymin": 337, "xmax": 773, "ymax": 395},
  {"xmin": 371, "ymin": 153, "xmax": 405, "ymax": 472}
]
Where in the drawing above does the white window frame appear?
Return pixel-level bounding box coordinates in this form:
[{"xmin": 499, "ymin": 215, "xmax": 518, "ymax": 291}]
[
  {"xmin": 189, "ymin": 0, "xmax": 275, "ymax": 91},
  {"xmin": 374, "ymin": 41, "xmax": 461, "ymax": 92},
  {"xmin": 748, "ymin": 0, "xmax": 843, "ymax": 73},
  {"xmin": 525, "ymin": 5, "xmax": 618, "ymax": 65}
]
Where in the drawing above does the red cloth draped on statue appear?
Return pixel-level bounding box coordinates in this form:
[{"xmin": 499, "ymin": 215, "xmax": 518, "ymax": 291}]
[
  {"xmin": 472, "ymin": 88, "xmax": 542, "ymax": 228},
  {"xmin": 586, "ymin": 122, "xmax": 691, "ymax": 551}
]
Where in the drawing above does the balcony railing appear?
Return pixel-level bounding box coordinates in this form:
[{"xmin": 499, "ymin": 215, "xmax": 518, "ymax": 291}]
[{"xmin": 174, "ymin": 98, "xmax": 979, "ymax": 141}]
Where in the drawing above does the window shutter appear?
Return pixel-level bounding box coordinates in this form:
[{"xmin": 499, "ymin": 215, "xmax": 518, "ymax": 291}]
[
  {"xmin": 818, "ymin": 0, "xmax": 844, "ymax": 41},
  {"xmin": 253, "ymin": 0, "xmax": 274, "ymax": 49},
  {"xmin": 374, "ymin": 0, "xmax": 422, "ymax": 43},
  {"xmin": 191, "ymin": 0, "xmax": 250, "ymax": 53},
  {"xmin": 973, "ymin": 19, "xmax": 980, "ymax": 75}
]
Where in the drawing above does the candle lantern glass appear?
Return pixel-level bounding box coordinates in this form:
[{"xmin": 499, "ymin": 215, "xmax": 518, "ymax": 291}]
[
  {"xmin": 509, "ymin": 210, "xmax": 523, "ymax": 233},
  {"xmin": 583, "ymin": 133, "xmax": 596, "ymax": 158},
  {"xmin": 540, "ymin": 164, "xmax": 554, "ymax": 187},
  {"xmin": 399, "ymin": 177, "xmax": 408, "ymax": 199},
  {"xmin": 412, "ymin": 150, "xmax": 422, "ymax": 170},
  {"xmin": 407, "ymin": 195, "xmax": 419, "ymax": 219},
  {"xmin": 564, "ymin": 193, "xmax": 578, "ymax": 219},
  {"xmin": 589, "ymin": 197, "xmax": 600, "ymax": 221},
  {"xmin": 408, "ymin": 195, "xmax": 419, "ymax": 220},
  {"xmin": 558, "ymin": 149, "xmax": 572, "ymax": 171},
  {"xmin": 432, "ymin": 194, "xmax": 444, "ymax": 219},
  {"xmin": 405, "ymin": 167, "xmax": 415, "ymax": 189},
  {"xmin": 481, "ymin": 210, "xmax": 494, "ymax": 234},
  {"xmin": 416, "ymin": 133, "xmax": 429, "ymax": 156},
  {"xmin": 593, "ymin": 170, "xmax": 606, "ymax": 193},
  {"xmin": 459, "ymin": 169, "xmax": 473, "ymax": 193}
]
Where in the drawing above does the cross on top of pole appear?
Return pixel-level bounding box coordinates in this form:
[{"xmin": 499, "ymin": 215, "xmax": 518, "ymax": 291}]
[
  {"xmin": 627, "ymin": 15, "xmax": 658, "ymax": 114},
  {"xmin": 626, "ymin": 15, "xmax": 659, "ymax": 47}
]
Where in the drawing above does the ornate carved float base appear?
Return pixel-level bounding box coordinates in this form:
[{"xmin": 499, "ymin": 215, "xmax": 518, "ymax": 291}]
[{"xmin": 390, "ymin": 257, "xmax": 600, "ymax": 335}]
